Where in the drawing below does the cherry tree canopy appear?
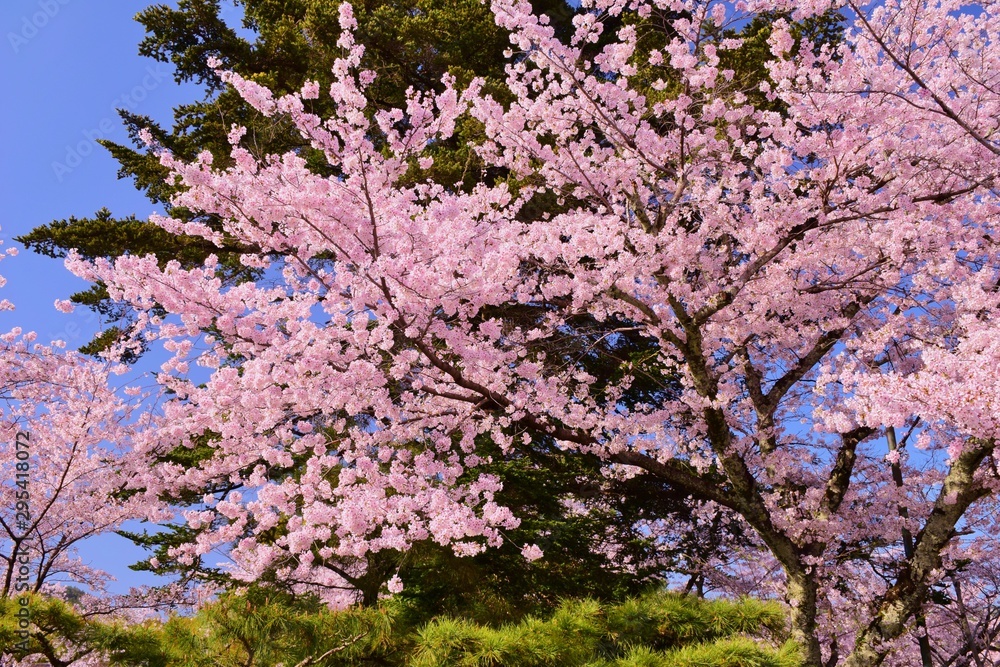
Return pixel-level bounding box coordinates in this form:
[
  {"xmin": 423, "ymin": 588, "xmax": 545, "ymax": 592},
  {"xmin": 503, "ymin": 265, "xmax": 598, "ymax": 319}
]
[
  {"xmin": 0, "ymin": 270, "xmax": 153, "ymax": 604},
  {"xmin": 62, "ymin": 0, "xmax": 1000, "ymax": 664}
]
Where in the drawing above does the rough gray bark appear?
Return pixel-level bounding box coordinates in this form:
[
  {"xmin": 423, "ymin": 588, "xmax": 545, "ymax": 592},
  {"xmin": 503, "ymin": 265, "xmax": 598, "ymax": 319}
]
[{"xmin": 844, "ymin": 439, "xmax": 994, "ymax": 667}]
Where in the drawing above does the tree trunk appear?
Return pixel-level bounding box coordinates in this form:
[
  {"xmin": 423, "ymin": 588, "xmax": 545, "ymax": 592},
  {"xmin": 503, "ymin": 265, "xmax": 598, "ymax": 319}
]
[
  {"xmin": 844, "ymin": 439, "xmax": 994, "ymax": 667},
  {"xmin": 786, "ymin": 571, "xmax": 824, "ymax": 667}
]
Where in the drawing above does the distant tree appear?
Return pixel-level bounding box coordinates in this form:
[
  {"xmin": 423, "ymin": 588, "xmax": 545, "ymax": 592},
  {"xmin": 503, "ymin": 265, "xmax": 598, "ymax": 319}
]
[{"xmin": 0, "ymin": 333, "xmax": 150, "ymax": 601}]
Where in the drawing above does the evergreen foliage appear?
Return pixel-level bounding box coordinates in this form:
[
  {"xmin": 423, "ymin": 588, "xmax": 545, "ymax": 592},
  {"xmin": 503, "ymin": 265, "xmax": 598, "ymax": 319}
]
[
  {"xmin": 408, "ymin": 593, "xmax": 798, "ymax": 667},
  {"xmin": 0, "ymin": 595, "xmax": 168, "ymax": 667},
  {"xmin": 1, "ymin": 589, "xmax": 799, "ymax": 667}
]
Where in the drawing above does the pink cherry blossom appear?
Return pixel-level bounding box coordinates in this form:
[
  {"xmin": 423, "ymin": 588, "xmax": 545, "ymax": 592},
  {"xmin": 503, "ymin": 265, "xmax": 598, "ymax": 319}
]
[
  {"xmin": 54, "ymin": 1, "xmax": 1000, "ymax": 664},
  {"xmin": 521, "ymin": 544, "xmax": 544, "ymax": 562}
]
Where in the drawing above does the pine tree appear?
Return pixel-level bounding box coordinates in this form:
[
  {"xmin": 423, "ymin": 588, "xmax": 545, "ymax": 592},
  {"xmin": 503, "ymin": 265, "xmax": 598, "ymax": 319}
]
[{"xmin": 2, "ymin": 589, "xmax": 800, "ymax": 667}]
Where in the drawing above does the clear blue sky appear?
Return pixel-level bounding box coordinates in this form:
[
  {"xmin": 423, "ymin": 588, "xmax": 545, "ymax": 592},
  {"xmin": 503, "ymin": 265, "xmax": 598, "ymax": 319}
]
[{"xmin": 0, "ymin": 0, "xmax": 223, "ymax": 594}]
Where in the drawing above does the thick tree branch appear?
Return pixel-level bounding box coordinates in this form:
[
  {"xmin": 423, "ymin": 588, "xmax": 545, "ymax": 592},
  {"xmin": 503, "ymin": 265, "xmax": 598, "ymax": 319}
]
[
  {"xmin": 846, "ymin": 438, "xmax": 996, "ymax": 667},
  {"xmin": 821, "ymin": 426, "xmax": 876, "ymax": 516}
]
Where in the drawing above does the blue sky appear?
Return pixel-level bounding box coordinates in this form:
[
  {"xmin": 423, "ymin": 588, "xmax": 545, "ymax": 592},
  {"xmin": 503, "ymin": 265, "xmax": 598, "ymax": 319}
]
[{"xmin": 0, "ymin": 0, "xmax": 219, "ymax": 594}]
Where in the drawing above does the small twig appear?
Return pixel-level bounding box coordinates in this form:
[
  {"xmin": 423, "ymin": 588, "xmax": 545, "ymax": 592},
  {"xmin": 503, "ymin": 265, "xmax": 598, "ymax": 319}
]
[{"xmin": 293, "ymin": 632, "xmax": 367, "ymax": 667}]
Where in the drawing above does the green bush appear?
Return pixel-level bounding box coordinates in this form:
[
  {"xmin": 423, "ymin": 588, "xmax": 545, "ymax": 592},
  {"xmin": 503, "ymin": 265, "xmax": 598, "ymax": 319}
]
[{"xmin": 2, "ymin": 589, "xmax": 799, "ymax": 667}]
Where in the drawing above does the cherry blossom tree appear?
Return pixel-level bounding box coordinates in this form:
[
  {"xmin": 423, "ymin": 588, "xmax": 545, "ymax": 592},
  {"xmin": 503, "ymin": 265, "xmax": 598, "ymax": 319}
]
[
  {"xmin": 0, "ymin": 297, "xmax": 154, "ymax": 602},
  {"xmin": 923, "ymin": 560, "xmax": 1000, "ymax": 666},
  {"xmin": 66, "ymin": 0, "xmax": 1000, "ymax": 664},
  {"xmin": 0, "ymin": 335, "xmax": 144, "ymax": 601},
  {"xmin": 0, "ymin": 254, "xmax": 176, "ymax": 665}
]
